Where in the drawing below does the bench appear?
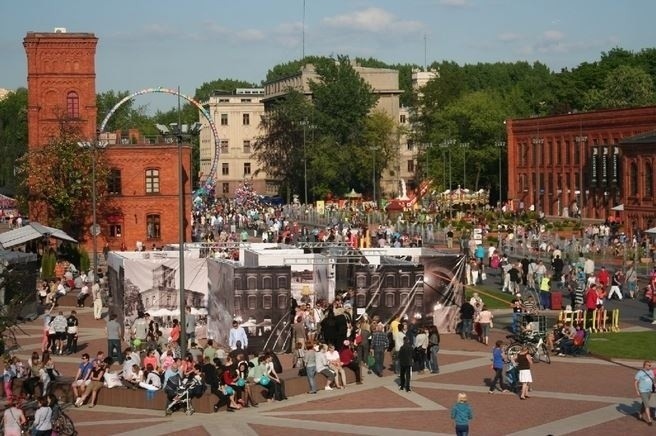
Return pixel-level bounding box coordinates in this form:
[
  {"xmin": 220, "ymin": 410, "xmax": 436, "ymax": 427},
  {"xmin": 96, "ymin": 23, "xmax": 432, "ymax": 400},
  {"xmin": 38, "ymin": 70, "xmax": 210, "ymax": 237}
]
[{"xmin": 92, "ymin": 366, "xmax": 357, "ymax": 413}]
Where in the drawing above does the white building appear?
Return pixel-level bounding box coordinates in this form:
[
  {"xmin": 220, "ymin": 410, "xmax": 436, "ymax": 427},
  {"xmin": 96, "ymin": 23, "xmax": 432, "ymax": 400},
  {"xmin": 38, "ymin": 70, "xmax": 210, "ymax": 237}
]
[{"xmin": 199, "ymin": 88, "xmax": 276, "ymax": 197}]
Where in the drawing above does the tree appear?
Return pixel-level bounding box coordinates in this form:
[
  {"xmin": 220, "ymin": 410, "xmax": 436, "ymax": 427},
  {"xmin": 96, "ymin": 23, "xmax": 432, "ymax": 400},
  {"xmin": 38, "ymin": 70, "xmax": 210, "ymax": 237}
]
[
  {"xmin": 0, "ymin": 88, "xmax": 28, "ymax": 197},
  {"xmin": 16, "ymin": 119, "xmax": 110, "ymax": 240},
  {"xmin": 252, "ymin": 90, "xmax": 312, "ymax": 200},
  {"xmin": 96, "ymin": 90, "xmax": 152, "ymax": 134},
  {"xmin": 583, "ymin": 65, "xmax": 656, "ymax": 109},
  {"xmin": 194, "ymin": 78, "xmax": 257, "ymax": 103}
]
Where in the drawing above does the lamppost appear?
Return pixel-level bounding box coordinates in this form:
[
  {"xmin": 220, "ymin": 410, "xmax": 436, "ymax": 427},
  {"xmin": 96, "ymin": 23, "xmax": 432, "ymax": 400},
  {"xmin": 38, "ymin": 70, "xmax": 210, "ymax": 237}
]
[
  {"xmin": 460, "ymin": 142, "xmax": 469, "ymax": 188},
  {"xmin": 532, "ymin": 137, "xmax": 544, "ymax": 214},
  {"xmin": 575, "ymin": 135, "xmax": 587, "ymax": 223},
  {"xmin": 371, "ymin": 146, "xmax": 380, "ymax": 206},
  {"xmin": 77, "ymin": 132, "xmax": 108, "ymax": 282},
  {"xmin": 300, "ymin": 119, "xmax": 315, "ymax": 205},
  {"xmin": 440, "ymin": 139, "xmax": 456, "ymax": 219},
  {"xmin": 155, "ymin": 91, "xmax": 201, "ymax": 358},
  {"xmin": 495, "ymin": 140, "xmax": 506, "ymax": 209}
]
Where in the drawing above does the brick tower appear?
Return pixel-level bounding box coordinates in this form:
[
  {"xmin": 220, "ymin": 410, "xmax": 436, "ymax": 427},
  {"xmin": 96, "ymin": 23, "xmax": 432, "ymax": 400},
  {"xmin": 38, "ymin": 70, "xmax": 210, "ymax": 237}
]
[{"xmin": 23, "ymin": 29, "xmax": 98, "ymax": 149}]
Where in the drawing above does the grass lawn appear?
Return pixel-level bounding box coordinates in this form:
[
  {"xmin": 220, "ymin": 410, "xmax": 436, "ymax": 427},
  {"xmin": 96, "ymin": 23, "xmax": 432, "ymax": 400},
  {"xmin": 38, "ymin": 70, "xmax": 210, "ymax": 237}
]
[
  {"xmin": 465, "ymin": 286, "xmax": 513, "ymax": 310},
  {"xmin": 587, "ymin": 331, "xmax": 656, "ymax": 361}
]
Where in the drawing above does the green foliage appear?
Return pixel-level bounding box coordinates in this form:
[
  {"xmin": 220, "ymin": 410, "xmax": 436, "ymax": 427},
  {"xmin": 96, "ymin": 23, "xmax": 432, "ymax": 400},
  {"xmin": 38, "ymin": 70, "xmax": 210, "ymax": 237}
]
[
  {"xmin": 583, "ymin": 65, "xmax": 656, "ymax": 109},
  {"xmin": 79, "ymin": 247, "xmax": 90, "ymax": 273},
  {"xmin": 40, "ymin": 249, "xmax": 57, "ymax": 280},
  {"xmin": 264, "ymin": 56, "xmax": 327, "ymax": 82},
  {"xmin": 16, "ymin": 119, "xmax": 110, "ymax": 240},
  {"xmin": 0, "ymin": 88, "xmax": 28, "ymax": 198},
  {"xmin": 194, "ymin": 78, "xmax": 257, "ymax": 102},
  {"xmin": 96, "ymin": 90, "xmax": 152, "ymax": 133}
]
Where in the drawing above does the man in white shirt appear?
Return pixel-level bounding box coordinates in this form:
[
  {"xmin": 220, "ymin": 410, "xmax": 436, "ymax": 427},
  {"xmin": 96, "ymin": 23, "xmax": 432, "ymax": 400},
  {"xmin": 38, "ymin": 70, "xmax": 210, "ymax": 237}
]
[{"xmin": 228, "ymin": 320, "xmax": 248, "ymax": 350}]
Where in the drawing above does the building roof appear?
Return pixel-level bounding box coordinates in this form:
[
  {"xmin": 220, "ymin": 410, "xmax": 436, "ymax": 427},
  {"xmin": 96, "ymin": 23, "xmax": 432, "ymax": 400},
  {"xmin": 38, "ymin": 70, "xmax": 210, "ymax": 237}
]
[
  {"xmin": 618, "ymin": 130, "xmax": 656, "ymax": 145},
  {"xmin": 0, "ymin": 222, "xmax": 77, "ymax": 249}
]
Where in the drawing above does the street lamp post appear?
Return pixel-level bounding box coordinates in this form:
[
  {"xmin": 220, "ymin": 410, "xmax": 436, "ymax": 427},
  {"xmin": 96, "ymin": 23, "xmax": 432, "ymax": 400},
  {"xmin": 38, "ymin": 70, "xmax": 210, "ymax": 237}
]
[
  {"xmin": 77, "ymin": 133, "xmax": 108, "ymax": 283},
  {"xmin": 575, "ymin": 135, "xmax": 587, "ymax": 224},
  {"xmin": 440, "ymin": 139, "xmax": 456, "ymax": 219},
  {"xmin": 156, "ymin": 92, "xmax": 201, "ymax": 358},
  {"xmin": 372, "ymin": 146, "xmax": 379, "ymax": 206},
  {"xmin": 460, "ymin": 142, "xmax": 469, "ymax": 188},
  {"xmin": 495, "ymin": 141, "xmax": 506, "ymax": 209},
  {"xmin": 532, "ymin": 137, "xmax": 544, "ymax": 214}
]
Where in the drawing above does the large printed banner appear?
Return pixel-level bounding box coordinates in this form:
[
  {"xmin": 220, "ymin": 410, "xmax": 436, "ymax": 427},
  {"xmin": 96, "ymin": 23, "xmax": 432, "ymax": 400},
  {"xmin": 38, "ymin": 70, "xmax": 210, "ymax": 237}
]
[{"xmin": 121, "ymin": 257, "xmax": 208, "ymax": 340}]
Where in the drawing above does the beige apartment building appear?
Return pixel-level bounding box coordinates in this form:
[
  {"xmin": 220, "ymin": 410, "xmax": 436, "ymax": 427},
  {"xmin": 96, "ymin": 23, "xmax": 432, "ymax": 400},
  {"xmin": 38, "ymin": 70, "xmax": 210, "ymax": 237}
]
[
  {"xmin": 199, "ymin": 88, "xmax": 276, "ymax": 197},
  {"xmin": 198, "ymin": 65, "xmax": 439, "ymax": 202}
]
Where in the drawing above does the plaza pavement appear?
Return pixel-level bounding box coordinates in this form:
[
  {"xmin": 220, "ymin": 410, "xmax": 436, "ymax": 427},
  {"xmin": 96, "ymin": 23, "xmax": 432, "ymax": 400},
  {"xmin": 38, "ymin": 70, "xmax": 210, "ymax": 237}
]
[{"xmin": 3, "ymin": 302, "xmax": 654, "ymax": 436}]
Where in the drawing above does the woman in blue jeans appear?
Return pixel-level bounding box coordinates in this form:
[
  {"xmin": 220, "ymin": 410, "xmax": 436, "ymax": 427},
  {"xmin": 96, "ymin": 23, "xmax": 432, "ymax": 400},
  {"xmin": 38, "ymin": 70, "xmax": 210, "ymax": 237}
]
[
  {"xmin": 427, "ymin": 325, "xmax": 440, "ymax": 373},
  {"xmin": 303, "ymin": 343, "xmax": 317, "ymax": 394}
]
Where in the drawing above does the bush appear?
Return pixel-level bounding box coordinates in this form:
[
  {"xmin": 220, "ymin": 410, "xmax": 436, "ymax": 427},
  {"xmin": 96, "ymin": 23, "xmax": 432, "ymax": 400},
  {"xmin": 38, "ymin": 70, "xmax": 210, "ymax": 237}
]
[
  {"xmin": 79, "ymin": 247, "xmax": 90, "ymax": 273},
  {"xmin": 40, "ymin": 249, "xmax": 57, "ymax": 280}
]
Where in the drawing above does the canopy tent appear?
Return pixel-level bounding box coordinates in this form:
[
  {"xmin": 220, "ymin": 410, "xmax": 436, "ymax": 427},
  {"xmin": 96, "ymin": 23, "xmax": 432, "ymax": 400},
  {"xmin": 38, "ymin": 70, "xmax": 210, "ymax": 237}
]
[
  {"xmin": 645, "ymin": 227, "xmax": 656, "ymax": 235},
  {"xmin": 611, "ymin": 204, "xmax": 624, "ymax": 211},
  {"xmin": 0, "ymin": 222, "xmax": 77, "ymax": 249},
  {"xmin": 0, "ymin": 194, "xmax": 16, "ymax": 210}
]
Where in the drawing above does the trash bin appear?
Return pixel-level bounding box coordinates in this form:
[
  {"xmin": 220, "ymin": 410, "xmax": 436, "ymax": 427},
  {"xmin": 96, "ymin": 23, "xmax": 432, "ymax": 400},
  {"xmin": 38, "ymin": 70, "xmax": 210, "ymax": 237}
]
[{"xmin": 551, "ymin": 291, "xmax": 563, "ymax": 311}]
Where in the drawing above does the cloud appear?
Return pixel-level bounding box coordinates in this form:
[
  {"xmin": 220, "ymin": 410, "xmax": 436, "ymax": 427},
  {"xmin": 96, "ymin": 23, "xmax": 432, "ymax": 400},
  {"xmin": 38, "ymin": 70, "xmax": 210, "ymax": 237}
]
[
  {"xmin": 438, "ymin": 0, "xmax": 469, "ymax": 7},
  {"xmin": 542, "ymin": 30, "xmax": 565, "ymax": 42},
  {"xmin": 498, "ymin": 32, "xmax": 522, "ymax": 42},
  {"xmin": 323, "ymin": 7, "xmax": 422, "ymax": 33}
]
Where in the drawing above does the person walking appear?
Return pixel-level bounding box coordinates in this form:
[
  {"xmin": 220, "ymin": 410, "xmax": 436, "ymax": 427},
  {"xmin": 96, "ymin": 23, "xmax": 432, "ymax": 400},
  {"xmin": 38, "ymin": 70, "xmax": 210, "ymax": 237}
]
[
  {"xmin": 634, "ymin": 360, "xmax": 655, "ymax": 426},
  {"xmin": 370, "ymin": 323, "xmax": 389, "ymax": 377},
  {"xmin": 450, "ymin": 392, "xmax": 473, "ymax": 436},
  {"xmin": 92, "ymin": 280, "xmax": 103, "ymax": 320},
  {"xmin": 459, "ymin": 300, "xmax": 475, "ymax": 340},
  {"xmin": 398, "ymin": 337, "xmax": 414, "ymax": 392},
  {"xmin": 2, "ymin": 398, "xmax": 26, "ymax": 436},
  {"xmin": 517, "ymin": 345, "xmax": 532, "ymax": 400},
  {"xmin": 488, "ymin": 340, "xmax": 509, "ymax": 393}
]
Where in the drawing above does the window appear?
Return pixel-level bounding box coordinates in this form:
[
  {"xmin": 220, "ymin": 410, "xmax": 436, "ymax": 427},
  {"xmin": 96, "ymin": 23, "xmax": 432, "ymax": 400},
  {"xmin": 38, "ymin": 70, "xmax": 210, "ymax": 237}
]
[
  {"xmin": 277, "ymin": 294, "xmax": 287, "ymax": 309},
  {"xmin": 407, "ymin": 160, "xmax": 415, "ymax": 172},
  {"xmin": 244, "ymin": 162, "xmax": 251, "ymax": 176},
  {"xmin": 386, "ymin": 275, "xmax": 395, "ymax": 287},
  {"xmin": 356, "ymin": 275, "xmax": 366, "ymax": 288},
  {"xmin": 262, "ymin": 277, "xmax": 272, "ymax": 289},
  {"xmin": 414, "ymin": 293, "xmax": 424, "ymax": 307},
  {"xmin": 247, "ymin": 277, "xmax": 257, "ymax": 290},
  {"xmin": 243, "ymin": 113, "xmax": 250, "ymax": 125},
  {"xmin": 220, "ymin": 113, "xmax": 228, "ymax": 126},
  {"xmin": 218, "ymin": 98, "xmax": 229, "ymax": 103},
  {"xmin": 109, "ymin": 224, "xmax": 122, "ymax": 238},
  {"xmin": 66, "ymin": 91, "xmax": 79, "ymax": 118},
  {"xmin": 243, "ymin": 140, "xmax": 251, "ymax": 154},
  {"xmin": 222, "ymin": 182, "xmax": 230, "ymax": 194},
  {"xmin": 247, "ymin": 295, "xmax": 256, "ymax": 310},
  {"xmin": 262, "ymin": 295, "xmax": 272, "ymax": 310},
  {"xmin": 630, "ymin": 162, "xmax": 638, "ymax": 196},
  {"xmin": 222, "ymin": 163, "xmax": 229, "ymax": 176},
  {"xmin": 220, "ymin": 140, "xmax": 228, "ymax": 154},
  {"xmin": 234, "ymin": 297, "xmax": 241, "ymax": 311},
  {"xmin": 385, "ymin": 293, "xmax": 395, "ymax": 307},
  {"xmin": 646, "ymin": 162, "xmax": 653, "ymax": 197},
  {"xmin": 145, "ymin": 169, "xmax": 160, "ymax": 194},
  {"xmin": 241, "ymin": 98, "xmax": 252, "ymax": 103},
  {"xmin": 407, "ymin": 140, "xmax": 414, "ymax": 151},
  {"xmin": 146, "ymin": 214, "xmax": 161, "ymax": 239},
  {"xmin": 107, "ymin": 169, "xmax": 121, "ymax": 195},
  {"xmin": 399, "ymin": 114, "xmax": 406, "ymax": 124},
  {"xmin": 356, "ymin": 294, "xmax": 366, "ymax": 307},
  {"xmin": 277, "ymin": 276, "xmax": 287, "ymax": 289}
]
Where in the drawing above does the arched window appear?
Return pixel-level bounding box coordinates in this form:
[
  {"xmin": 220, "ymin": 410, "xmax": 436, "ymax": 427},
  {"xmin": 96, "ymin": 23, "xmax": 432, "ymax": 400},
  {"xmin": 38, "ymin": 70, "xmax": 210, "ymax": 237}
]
[
  {"xmin": 630, "ymin": 162, "xmax": 639, "ymax": 196},
  {"xmin": 262, "ymin": 276, "xmax": 272, "ymax": 289},
  {"xmin": 645, "ymin": 162, "xmax": 653, "ymax": 197},
  {"xmin": 66, "ymin": 91, "xmax": 79, "ymax": 118},
  {"xmin": 247, "ymin": 277, "xmax": 257, "ymax": 290}
]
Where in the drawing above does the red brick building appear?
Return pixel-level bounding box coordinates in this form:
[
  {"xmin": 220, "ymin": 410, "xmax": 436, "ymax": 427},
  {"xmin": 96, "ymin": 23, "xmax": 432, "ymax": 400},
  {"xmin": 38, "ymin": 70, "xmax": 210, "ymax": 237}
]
[
  {"xmin": 23, "ymin": 30, "xmax": 191, "ymax": 252},
  {"xmin": 506, "ymin": 106, "xmax": 656, "ymax": 220},
  {"xmin": 617, "ymin": 132, "xmax": 656, "ymax": 235}
]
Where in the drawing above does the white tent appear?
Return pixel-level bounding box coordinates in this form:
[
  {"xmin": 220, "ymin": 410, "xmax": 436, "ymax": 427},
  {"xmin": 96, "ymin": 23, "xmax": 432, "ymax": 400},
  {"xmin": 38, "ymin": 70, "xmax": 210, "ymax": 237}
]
[
  {"xmin": 0, "ymin": 222, "xmax": 77, "ymax": 249},
  {"xmin": 645, "ymin": 227, "xmax": 656, "ymax": 235}
]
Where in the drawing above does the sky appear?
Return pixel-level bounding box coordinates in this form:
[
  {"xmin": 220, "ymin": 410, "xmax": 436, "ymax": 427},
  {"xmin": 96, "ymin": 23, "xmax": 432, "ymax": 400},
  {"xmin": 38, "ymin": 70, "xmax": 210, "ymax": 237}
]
[{"xmin": 2, "ymin": 0, "xmax": 655, "ymax": 112}]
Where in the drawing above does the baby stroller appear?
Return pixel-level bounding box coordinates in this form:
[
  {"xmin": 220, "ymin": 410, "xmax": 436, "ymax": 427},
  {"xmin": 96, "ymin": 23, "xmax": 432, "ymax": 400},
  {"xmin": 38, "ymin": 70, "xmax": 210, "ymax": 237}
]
[
  {"xmin": 165, "ymin": 375, "xmax": 205, "ymax": 416},
  {"xmin": 504, "ymin": 360, "xmax": 519, "ymax": 393}
]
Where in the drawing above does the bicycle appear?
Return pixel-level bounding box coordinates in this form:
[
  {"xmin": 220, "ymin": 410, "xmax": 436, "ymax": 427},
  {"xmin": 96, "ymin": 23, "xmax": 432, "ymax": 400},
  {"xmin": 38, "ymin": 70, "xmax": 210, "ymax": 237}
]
[{"xmin": 504, "ymin": 333, "xmax": 551, "ymax": 364}]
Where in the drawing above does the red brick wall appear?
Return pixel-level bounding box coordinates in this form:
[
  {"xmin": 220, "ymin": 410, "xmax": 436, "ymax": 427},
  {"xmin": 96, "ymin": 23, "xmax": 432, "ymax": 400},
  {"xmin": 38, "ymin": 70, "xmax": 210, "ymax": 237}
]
[
  {"xmin": 87, "ymin": 144, "xmax": 192, "ymax": 252},
  {"xmin": 507, "ymin": 106, "xmax": 656, "ymax": 219},
  {"xmin": 23, "ymin": 32, "xmax": 98, "ymax": 149}
]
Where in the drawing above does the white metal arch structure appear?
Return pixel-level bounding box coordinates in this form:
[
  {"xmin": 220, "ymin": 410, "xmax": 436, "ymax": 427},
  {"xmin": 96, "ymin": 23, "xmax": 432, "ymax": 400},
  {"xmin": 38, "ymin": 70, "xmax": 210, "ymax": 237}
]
[{"xmin": 98, "ymin": 87, "xmax": 221, "ymax": 192}]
